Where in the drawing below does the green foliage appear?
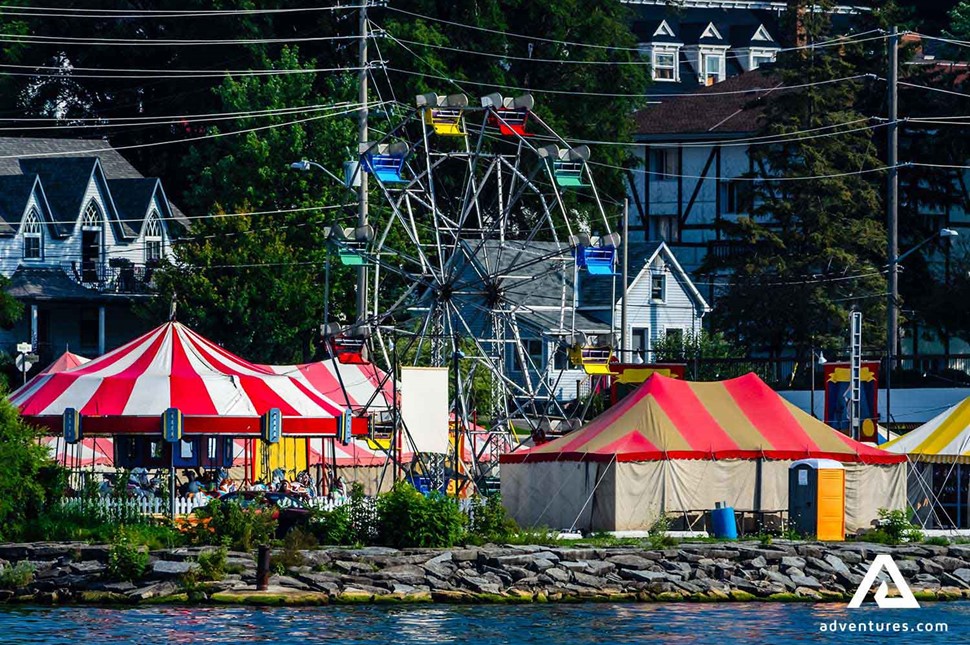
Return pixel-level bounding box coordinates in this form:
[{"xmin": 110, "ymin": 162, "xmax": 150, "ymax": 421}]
[
  {"xmin": 348, "ymin": 482, "xmax": 378, "ymax": 545},
  {"xmin": 0, "ymin": 394, "xmax": 63, "ymax": 541},
  {"xmin": 375, "ymin": 483, "xmax": 466, "ymax": 549},
  {"xmin": 271, "ymin": 528, "xmax": 317, "ymax": 572},
  {"xmin": 196, "ymin": 546, "xmax": 229, "ymax": 582},
  {"xmin": 310, "ymin": 504, "xmax": 354, "ymax": 546},
  {"xmin": 107, "ymin": 528, "xmax": 150, "ymax": 582},
  {"xmin": 652, "ymin": 330, "xmax": 755, "ymax": 381},
  {"xmin": 467, "ymin": 494, "xmax": 518, "ymax": 544},
  {"xmin": 924, "ymin": 536, "xmax": 950, "ymax": 547},
  {"xmin": 190, "ymin": 498, "xmax": 278, "ymax": 552},
  {"xmin": 702, "ymin": 2, "xmax": 888, "ymax": 357},
  {"xmin": 873, "ymin": 508, "xmax": 924, "ymax": 545},
  {"xmin": 648, "ymin": 513, "xmax": 676, "ymax": 549},
  {"xmin": 0, "ymin": 562, "xmax": 34, "ymax": 590}
]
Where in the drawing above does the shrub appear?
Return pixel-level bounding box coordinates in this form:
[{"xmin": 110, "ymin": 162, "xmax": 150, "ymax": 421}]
[
  {"xmin": 348, "ymin": 483, "xmax": 378, "ymax": 544},
  {"xmin": 270, "ymin": 527, "xmax": 316, "ymax": 572},
  {"xmin": 190, "ymin": 498, "xmax": 277, "ymax": 552},
  {"xmin": 876, "ymin": 508, "xmax": 923, "ymax": 545},
  {"xmin": 468, "ymin": 494, "xmax": 518, "ymax": 543},
  {"xmin": 0, "ymin": 394, "xmax": 64, "ymax": 541},
  {"xmin": 0, "ymin": 562, "xmax": 34, "ymax": 590},
  {"xmin": 310, "ymin": 504, "xmax": 354, "ymax": 546},
  {"xmin": 107, "ymin": 528, "xmax": 150, "ymax": 581},
  {"xmin": 648, "ymin": 513, "xmax": 677, "ymax": 549},
  {"xmin": 375, "ymin": 483, "xmax": 466, "ymax": 548},
  {"xmin": 924, "ymin": 536, "xmax": 950, "ymax": 547},
  {"xmin": 196, "ymin": 546, "xmax": 228, "ymax": 581}
]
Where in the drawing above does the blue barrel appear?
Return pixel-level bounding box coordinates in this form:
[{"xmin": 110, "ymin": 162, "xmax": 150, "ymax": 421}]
[{"xmin": 710, "ymin": 506, "xmax": 738, "ymax": 539}]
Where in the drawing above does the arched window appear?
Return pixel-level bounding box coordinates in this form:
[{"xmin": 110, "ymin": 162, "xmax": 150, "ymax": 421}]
[
  {"xmin": 80, "ymin": 201, "xmax": 104, "ymax": 282},
  {"xmin": 22, "ymin": 208, "xmax": 42, "ymax": 260},
  {"xmin": 144, "ymin": 211, "xmax": 163, "ymax": 262}
]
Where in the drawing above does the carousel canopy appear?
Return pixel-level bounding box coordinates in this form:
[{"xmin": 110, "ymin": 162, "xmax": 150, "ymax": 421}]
[
  {"xmin": 11, "ymin": 322, "xmax": 357, "ymax": 436},
  {"xmin": 263, "ymin": 359, "xmax": 393, "ymax": 413},
  {"xmin": 502, "ymin": 373, "xmax": 905, "ymax": 464},
  {"xmin": 883, "ymin": 397, "xmax": 970, "ymax": 463}
]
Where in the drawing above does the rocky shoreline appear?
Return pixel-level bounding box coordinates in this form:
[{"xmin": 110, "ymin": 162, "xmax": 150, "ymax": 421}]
[{"xmin": 3, "ymin": 541, "xmax": 970, "ymax": 605}]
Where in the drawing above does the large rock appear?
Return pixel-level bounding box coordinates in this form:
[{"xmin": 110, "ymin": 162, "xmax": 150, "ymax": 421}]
[
  {"xmin": 572, "ymin": 572, "xmax": 606, "ymax": 589},
  {"xmin": 607, "ymin": 555, "xmax": 655, "ymax": 571},
  {"xmin": 374, "ymin": 564, "xmax": 427, "ymax": 586},
  {"xmin": 789, "ymin": 574, "xmax": 822, "ymax": 589},
  {"xmin": 584, "ymin": 561, "xmax": 616, "ymax": 576},
  {"xmin": 933, "ymin": 556, "xmax": 966, "ymax": 572},
  {"xmin": 69, "ymin": 561, "xmax": 106, "ymax": 576},
  {"xmin": 127, "ymin": 581, "xmax": 179, "ymax": 601},
  {"xmin": 152, "ymin": 560, "xmax": 198, "ymax": 578},
  {"xmin": 781, "ymin": 556, "xmax": 806, "ymax": 570},
  {"xmin": 761, "ymin": 570, "xmax": 795, "ymax": 591},
  {"xmin": 626, "ymin": 570, "xmax": 674, "ymax": 583},
  {"xmin": 455, "ymin": 571, "xmax": 501, "ymax": 594},
  {"xmin": 528, "ymin": 558, "xmax": 556, "ymax": 573},
  {"xmin": 952, "ymin": 568, "xmax": 970, "ymax": 584},
  {"xmin": 542, "ymin": 567, "xmax": 571, "ymax": 583},
  {"xmin": 823, "ymin": 554, "xmax": 851, "ymax": 576}
]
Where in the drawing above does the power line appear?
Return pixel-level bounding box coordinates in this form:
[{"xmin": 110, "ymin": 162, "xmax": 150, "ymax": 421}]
[
  {"xmin": 0, "ymin": 4, "xmax": 364, "ymax": 19},
  {"xmin": 0, "ymin": 102, "xmax": 383, "ymax": 161},
  {"xmin": 0, "ymin": 64, "xmax": 365, "ymax": 81},
  {"xmin": 0, "ymin": 104, "xmax": 355, "ymax": 132},
  {"xmin": 0, "ymin": 31, "xmax": 363, "ymax": 47},
  {"xmin": 0, "ymin": 102, "xmax": 349, "ymax": 124},
  {"xmin": 390, "ymin": 36, "xmax": 649, "ymax": 66}
]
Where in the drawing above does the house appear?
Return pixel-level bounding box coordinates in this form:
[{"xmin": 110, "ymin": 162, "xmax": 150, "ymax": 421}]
[
  {"xmin": 458, "ymin": 239, "xmax": 709, "ymax": 405},
  {"xmin": 0, "ymin": 137, "xmax": 186, "ymax": 368},
  {"xmin": 628, "ymin": 1, "xmax": 784, "ymax": 92}
]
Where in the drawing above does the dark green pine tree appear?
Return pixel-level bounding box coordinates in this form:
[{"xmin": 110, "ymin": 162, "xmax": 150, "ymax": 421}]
[{"xmin": 701, "ymin": 1, "xmax": 888, "ymax": 358}]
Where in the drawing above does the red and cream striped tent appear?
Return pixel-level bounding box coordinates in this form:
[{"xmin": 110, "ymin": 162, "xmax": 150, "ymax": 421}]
[
  {"xmin": 10, "ymin": 322, "xmax": 366, "ymax": 438},
  {"xmin": 500, "ymin": 373, "xmax": 907, "ymax": 533},
  {"xmin": 263, "ymin": 360, "xmax": 393, "ymax": 413}
]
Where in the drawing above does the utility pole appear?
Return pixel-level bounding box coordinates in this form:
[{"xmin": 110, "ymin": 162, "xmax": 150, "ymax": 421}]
[
  {"xmin": 357, "ymin": 0, "xmax": 370, "ymax": 324},
  {"xmin": 620, "ymin": 199, "xmax": 629, "ymax": 362},
  {"xmin": 886, "ymin": 26, "xmax": 899, "ymax": 431}
]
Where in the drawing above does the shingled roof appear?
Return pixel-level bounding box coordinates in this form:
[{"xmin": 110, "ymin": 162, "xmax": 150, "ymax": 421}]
[
  {"xmin": 635, "ymin": 69, "xmax": 781, "ymax": 138},
  {"xmin": 0, "ymin": 137, "xmax": 188, "ymax": 231}
]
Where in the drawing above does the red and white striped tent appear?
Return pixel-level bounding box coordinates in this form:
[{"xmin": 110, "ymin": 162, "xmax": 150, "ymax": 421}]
[
  {"xmin": 16, "ymin": 350, "xmax": 90, "ymax": 395},
  {"xmin": 43, "ymin": 436, "xmax": 112, "ymax": 468},
  {"xmin": 11, "ymin": 322, "xmax": 366, "ymax": 438},
  {"xmin": 262, "ymin": 360, "xmax": 394, "ymax": 413}
]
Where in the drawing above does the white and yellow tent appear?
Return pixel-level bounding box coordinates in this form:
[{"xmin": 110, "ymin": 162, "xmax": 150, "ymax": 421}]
[
  {"xmin": 884, "ymin": 398, "xmax": 970, "ymax": 463},
  {"xmin": 884, "ymin": 398, "xmax": 970, "ymax": 529}
]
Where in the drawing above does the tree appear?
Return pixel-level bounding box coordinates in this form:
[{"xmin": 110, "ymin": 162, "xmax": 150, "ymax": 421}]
[
  {"xmin": 0, "ymin": 393, "xmax": 60, "ymax": 541},
  {"xmin": 702, "ymin": 2, "xmax": 888, "ymax": 359},
  {"xmin": 146, "ymin": 48, "xmax": 359, "ymax": 363}
]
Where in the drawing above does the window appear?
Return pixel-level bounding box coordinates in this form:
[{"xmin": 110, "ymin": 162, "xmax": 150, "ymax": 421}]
[
  {"xmin": 22, "ymin": 208, "xmax": 42, "ymax": 260},
  {"xmin": 751, "ymin": 53, "xmax": 775, "ymax": 69},
  {"xmin": 514, "ymin": 339, "xmax": 545, "ymax": 372},
  {"xmin": 665, "ymin": 327, "xmax": 684, "ymax": 346},
  {"xmin": 653, "ymin": 51, "xmax": 676, "ymax": 81},
  {"xmin": 702, "ymin": 53, "xmax": 723, "ymax": 85},
  {"xmin": 80, "ymin": 309, "xmax": 98, "ymax": 349},
  {"xmin": 207, "ymin": 437, "xmax": 218, "ymax": 459},
  {"xmin": 651, "ymin": 148, "xmax": 677, "ymax": 180},
  {"xmin": 721, "ymin": 180, "xmax": 751, "ymax": 214},
  {"xmin": 81, "ymin": 201, "xmax": 103, "ymax": 283},
  {"xmin": 631, "ymin": 327, "xmax": 650, "ymax": 362},
  {"xmin": 144, "ymin": 211, "xmax": 163, "ymax": 262},
  {"xmin": 553, "ymin": 344, "xmax": 568, "ymax": 370},
  {"xmin": 651, "ymin": 274, "xmax": 665, "ymax": 302}
]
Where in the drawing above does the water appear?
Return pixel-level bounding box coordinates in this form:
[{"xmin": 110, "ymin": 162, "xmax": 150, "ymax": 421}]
[{"xmin": 0, "ymin": 602, "xmax": 967, "ymax": 644}]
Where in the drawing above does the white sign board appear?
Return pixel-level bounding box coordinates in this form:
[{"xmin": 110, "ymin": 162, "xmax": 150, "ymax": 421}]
[
  {"xmin": 400, "ymin": 367, "xmax": 450, "ymax": 454},
  {"xmin": 16, "ymin": 342, "xmax": 31, "ymax": 354}
]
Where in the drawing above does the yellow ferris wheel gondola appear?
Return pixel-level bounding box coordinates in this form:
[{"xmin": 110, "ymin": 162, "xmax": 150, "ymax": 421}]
[
  {"xmin": 416, "ymin": 92, "xmax": 469, "ymax": 136},
  {"xmin": 567, "ymin": 338, "xmax": 615, "ymax": 375}
]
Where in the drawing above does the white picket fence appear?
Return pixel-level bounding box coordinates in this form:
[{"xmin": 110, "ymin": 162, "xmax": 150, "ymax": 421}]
[
  {"xmin": 62, "ymin": 495, "xmax": 205, "ymax": 517},
  {"xmin": 63, "ymin": 494, "xmax": 350, "ymax": 517}
]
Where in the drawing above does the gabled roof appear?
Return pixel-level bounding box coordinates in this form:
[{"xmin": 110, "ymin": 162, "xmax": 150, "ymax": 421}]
[
  {"xmin": 0, "ymin": 175, "xmax": 36, "ymax": 236},
  {"xmin": 578, "ymin": 241, "xmax": 709, "ymax": 314},
  {"xmin": 6, "ymin": 266, "xmax": 134, "ymax": 303},
  {"xmin": 635, "ymin": 69, "xmax": 781, "ymax": 138},
  {"xmin": 0, "ymin": 136, "xmax": 188, "ymax": 229},
  {"xmin": 18, "ymin": 157, "xmax": 99, "ymax": 237}
]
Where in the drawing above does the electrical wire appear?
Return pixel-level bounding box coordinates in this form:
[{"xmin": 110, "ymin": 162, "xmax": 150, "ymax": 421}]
[
  {"xmin": 0, "ymin": 4, "xmax": 364, "ymax": 19},
  {"xmin": 0, "ymin": 31, "xmax": 363, "ymax": 47},
  {"xmin": 0, "ymin": 101, "xmax": 385, "ymax": 160},
  {"xmin": 0, "ymin": 64, "xmax": 366, "ymax": 81}
]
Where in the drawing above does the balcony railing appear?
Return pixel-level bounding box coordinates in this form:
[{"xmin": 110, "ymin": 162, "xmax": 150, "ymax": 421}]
[{"xmin": 66, "ymin": 260, "xmax": 158, "ymax": 294}]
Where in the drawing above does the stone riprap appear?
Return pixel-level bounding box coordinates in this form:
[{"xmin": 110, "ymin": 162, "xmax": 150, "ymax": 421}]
[{"xmin": 1, "ymin": 541, "xmax": 970, "ymax": 605}]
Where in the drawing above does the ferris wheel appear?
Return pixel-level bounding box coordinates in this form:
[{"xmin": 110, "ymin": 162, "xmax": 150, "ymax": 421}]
[{"xmin": 332, "ymin": 90, "xmax": 619, "ymax": 482}]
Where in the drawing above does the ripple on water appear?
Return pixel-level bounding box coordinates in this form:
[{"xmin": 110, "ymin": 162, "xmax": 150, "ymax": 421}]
[{"xmin": 0, "ymin": 602, "xmax": 967, "ymax": 645}]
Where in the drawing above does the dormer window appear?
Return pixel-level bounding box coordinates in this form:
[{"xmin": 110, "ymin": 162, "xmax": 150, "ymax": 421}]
[
  {"xmin": 653, "ymin": 50, "xmax": 677, "ymax": 81},
  {"xmin": 22, "ymin": 208, "xmax": 42, "ymax": 260},
  {"xmin": 751, "ymin": 51, "xmax": 776, "ymax": 69},
  {"xmin": 81, "ymin": 201, "xmax": 104, "ymax": 283},
  {"xmin": 702, "ymin": 52, "xmax": 724, "ymax": 85},
  {"xmin": 144, "ymin": 211, "xmax": 163, "ymax": 262}
]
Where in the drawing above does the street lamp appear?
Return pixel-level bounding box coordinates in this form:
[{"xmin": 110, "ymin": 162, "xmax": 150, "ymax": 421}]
[
  {"xmin": 886, "ymin": 227, "xmax": 959, "ymax": 429},
  {"xmin": 810, "ymin": 349, "xmax": 827, "ymax": 420}
]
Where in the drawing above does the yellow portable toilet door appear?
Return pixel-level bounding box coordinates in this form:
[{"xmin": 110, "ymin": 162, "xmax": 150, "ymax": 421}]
[{"xmin": 816, "ymin": 466, "xmax": 846, "ymax": 541}]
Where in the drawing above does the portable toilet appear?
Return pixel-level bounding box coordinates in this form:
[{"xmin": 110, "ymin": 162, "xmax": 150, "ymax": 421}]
[{"xmin": 789, "ymin": 459, "xmax": 846, "ymax": 541}]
